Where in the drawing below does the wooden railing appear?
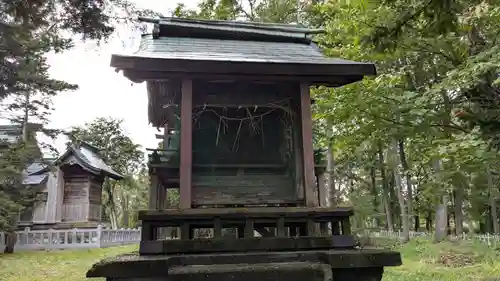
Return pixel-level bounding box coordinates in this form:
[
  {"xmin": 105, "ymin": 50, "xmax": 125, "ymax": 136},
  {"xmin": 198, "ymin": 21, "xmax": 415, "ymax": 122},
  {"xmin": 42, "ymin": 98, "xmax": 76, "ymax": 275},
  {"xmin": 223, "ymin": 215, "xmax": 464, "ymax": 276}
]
[
  {"xmin": 0, "ymin": 225, "xmax": 141, "ymax": 252},
  {"xmin": 139, "ymin": 207, "xmax": 355, "ymax": 255}
]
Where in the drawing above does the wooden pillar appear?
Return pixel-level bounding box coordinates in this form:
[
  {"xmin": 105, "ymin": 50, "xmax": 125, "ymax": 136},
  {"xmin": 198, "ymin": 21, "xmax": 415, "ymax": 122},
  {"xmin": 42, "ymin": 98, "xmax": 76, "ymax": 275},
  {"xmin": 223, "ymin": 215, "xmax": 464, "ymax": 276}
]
[
  {"xmin": 163, "ymin": 123, "xmax": 169, "ymax": 149},
  {"xmin": 148, "ymin": 171, "xmax": 158, "ymax": 209},
  {"xmin": 157, "ymin": 184, "xmax": 166, "ymax": 209},
  {"xmin": 179, "ymin": 79, "xmax": 193, "ymax": 209},
  {"xmin": 300, "ymin": 83, "xmax": 317, "ymax": 207}
]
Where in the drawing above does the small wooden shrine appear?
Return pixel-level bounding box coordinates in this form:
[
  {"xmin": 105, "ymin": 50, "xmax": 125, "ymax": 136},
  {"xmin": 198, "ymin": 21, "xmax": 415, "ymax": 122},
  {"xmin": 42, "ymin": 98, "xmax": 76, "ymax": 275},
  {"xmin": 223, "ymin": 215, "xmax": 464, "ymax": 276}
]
[{"xmin": 87, "ymin": 17, "xmax": 401, "ymax": 281}]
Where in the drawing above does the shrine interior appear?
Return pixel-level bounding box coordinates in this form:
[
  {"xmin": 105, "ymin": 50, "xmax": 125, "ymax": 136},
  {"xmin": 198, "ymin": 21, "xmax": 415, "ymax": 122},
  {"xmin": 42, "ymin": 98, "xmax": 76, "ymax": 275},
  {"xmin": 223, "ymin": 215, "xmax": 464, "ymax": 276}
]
[{"xmin": 148, "ymin": 80, "xmax": 306, "ymax": 207}]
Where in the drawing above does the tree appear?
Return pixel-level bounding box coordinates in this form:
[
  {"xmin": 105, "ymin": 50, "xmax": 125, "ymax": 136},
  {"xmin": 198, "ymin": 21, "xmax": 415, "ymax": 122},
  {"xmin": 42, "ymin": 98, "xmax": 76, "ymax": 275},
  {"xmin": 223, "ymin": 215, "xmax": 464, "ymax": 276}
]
[
  {"xmin": 68, "ymin": 117, "xmax": 144, "ymax": 228},
  {"xmin": 366, "ymin": 0, "xmax": 500, "ymax": 148},
  {"xmin": 0, "ymin": 0, "xmax": 157, "ymax": 252},
  {"xmin": 172, "ymin": 0, "xmax": 308, "ymax": 23}
]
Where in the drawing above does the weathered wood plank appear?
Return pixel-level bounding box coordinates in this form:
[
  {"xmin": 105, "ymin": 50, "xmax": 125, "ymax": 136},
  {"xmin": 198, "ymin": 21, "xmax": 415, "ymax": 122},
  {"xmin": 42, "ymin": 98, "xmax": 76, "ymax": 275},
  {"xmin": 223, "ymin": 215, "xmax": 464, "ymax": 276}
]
[
  {"xmin": 139, "ymin": 236, "xmax": 356, "ymax": 255},
  {"xmin": 192, "ymin": 179, "xmax": 297, "ymax": 205},
  {"xmin": 139, "ymin": 207, "xmax": 353, "ymax": 221}
]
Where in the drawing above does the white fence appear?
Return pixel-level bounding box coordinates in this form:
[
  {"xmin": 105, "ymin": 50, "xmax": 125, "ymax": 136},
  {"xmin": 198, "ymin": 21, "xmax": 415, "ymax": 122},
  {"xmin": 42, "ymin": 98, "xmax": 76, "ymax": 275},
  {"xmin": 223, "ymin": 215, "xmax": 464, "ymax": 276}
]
[
  {"xmin": 0, "ymin": 225, "xmax": 141, "ymax": 252},
  {"xmin": 368, "ymin": 230, "xmax": 500, "ymax": 246}
]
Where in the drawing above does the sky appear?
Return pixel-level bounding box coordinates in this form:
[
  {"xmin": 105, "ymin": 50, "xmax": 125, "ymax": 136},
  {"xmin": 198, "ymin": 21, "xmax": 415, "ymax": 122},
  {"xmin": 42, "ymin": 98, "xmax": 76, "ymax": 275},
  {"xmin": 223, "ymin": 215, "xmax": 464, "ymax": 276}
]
[{"xmin": 40, "ymin": 0, "xmax": 199, "ymax": 156}]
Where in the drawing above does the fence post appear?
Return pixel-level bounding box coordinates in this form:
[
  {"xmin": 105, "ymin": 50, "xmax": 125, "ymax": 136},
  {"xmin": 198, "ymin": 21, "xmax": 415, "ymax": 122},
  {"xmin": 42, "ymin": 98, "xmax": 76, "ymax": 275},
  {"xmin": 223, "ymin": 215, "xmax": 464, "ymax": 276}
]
[
  {"xmin": 96, "ymin": 224, "xmax": 102, "ymax": 248},
  {"xmin": 72, "ymin": 228, "xmax": 77, "ymax": 245},
  {"xmin": 47, "ymin": 228, "xmax": 53, "ymax": 250},
  {"xmin": 24, "ymin": 227, "xmax": 30, "ymax": 246}
]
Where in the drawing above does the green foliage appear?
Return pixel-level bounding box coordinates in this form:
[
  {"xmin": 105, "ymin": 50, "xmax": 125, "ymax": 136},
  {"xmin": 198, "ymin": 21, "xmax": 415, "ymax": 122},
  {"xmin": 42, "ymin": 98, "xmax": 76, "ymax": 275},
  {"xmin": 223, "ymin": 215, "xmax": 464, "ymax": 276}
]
[
  {"xmin": 171, "ymin": 0, "xmax": 308, "ymax": 23},
  {"xmin": 0, "ymin": 140, "xmax": 42, "ymax": 231},
  {"xmin": 0, "ymin": 0, "xmax": 157, "ymax": 232}
]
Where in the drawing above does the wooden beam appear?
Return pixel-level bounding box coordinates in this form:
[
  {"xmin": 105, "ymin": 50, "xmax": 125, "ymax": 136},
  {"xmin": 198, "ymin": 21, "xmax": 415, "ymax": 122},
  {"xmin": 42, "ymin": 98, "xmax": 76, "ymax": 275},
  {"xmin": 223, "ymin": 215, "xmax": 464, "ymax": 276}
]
[
  {"xmin": 121, "ymin": 69, "xmax": 363, "ymax": 87},
  {"xmin": 300, "ymin": 84, "xmax": 317, "ymax": 207},
  {"xmin": 179, "ymin": 79, "xmax": 193, "ymax": 209}
]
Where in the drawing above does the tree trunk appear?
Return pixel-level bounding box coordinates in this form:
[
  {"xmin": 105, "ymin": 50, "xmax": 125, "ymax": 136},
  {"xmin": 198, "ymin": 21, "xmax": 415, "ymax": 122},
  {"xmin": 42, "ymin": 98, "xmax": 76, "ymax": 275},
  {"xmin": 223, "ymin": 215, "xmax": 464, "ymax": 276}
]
[
  {"xmin": 377, "ymin": 143, "xmax": 393, "ymax": 232},
  {"xmin": 414, "ymin": 214, "xmax": 420, "ymax": 231},
  {"xmin": 388, "ymin": 171, "xmax": 400, "ymax": 229},
  {"xmin": 447, "ymin": 214, "xmax": 452, "ymax": 235},
  {"xmin": 22, "ymin": 92, "xmax": 30, "ymax": 143},
  {"xmin": 487, "ymin": 166, "xmax": 499, "ymax": 234},
  {"xmin": 453, "ymin": 186, "xmax": 464, "ymax": 236},
  {"xmin": 433, "ymin": 159, "xmax": 447, "ymax": 242},
  {"xmin": 425, "ymin": 212, "xmax": 432, "ymax": 232},
  {"xmin": 434, "ymin": 193, "xmax": 448, "ymax": 242},
  {"xmin": 370, "ymin": 165, "xmax": 381, "ymax": 228},
  {"xmin": 326, "ymin": 145, "xmax": 335, "ymax": 206},
  {"xmin": 398, "ymin": 139, "xmax": 413, "ymax": 227},
  {"xmin": 391, "ymin": 141, "xmax": 409, "ymax": 242},
  {"xmin": 4, "ymin": 231, "xmax": 17, "ymax": 254},
  {"xmin": 414, "ymin": 188, "xmax": 420, "ymax": 231}
]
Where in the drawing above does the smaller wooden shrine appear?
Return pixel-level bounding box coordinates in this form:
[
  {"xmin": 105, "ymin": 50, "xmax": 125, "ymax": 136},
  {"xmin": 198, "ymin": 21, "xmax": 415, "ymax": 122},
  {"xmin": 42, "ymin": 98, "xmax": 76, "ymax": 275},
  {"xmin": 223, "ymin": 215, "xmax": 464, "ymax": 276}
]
[
  {"xmin": 87, "ymin": 17, "xmax": 401, "ymax": 281},
  {"xmin": 19, "ymin": 141, "xmax": 123, "ymax": 229}
]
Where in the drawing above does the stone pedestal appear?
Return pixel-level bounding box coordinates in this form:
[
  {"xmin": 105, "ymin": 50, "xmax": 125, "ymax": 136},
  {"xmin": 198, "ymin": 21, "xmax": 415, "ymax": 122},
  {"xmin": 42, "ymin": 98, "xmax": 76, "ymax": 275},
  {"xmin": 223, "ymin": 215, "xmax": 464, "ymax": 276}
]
[
  {"xmin": 87, "ymin": 248, "xmax": 401, "ymax": 281},
  {"xmin": 87, "ymin": 207, "xmax": 401, "ymax": 281}
]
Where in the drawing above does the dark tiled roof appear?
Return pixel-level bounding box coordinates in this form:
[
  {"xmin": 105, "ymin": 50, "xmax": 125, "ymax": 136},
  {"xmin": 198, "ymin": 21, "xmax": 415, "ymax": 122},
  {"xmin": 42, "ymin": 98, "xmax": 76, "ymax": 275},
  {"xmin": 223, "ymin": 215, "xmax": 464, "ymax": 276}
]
[
  {"xmin": 129, "ymin": 35, "xmax": 369, "ymax": 66},
  {"xmin": 22, "ymin": 162, "xmax": 48, "ymax": 185},
  {"xmin": 30, "ymin": 142, "xmax": 123, "ymax": 180}
]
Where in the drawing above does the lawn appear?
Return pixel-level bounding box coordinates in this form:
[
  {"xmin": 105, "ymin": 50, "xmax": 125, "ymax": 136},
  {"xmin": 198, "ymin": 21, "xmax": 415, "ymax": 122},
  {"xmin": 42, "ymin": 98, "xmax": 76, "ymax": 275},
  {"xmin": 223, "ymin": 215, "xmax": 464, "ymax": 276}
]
[
  {"xmin": 0, "ymin": 245, "xmax": 136, "ymax": 281},
  {"xmin": 1, "ymin": 239, "xmax": 500, "ymax": 281}
]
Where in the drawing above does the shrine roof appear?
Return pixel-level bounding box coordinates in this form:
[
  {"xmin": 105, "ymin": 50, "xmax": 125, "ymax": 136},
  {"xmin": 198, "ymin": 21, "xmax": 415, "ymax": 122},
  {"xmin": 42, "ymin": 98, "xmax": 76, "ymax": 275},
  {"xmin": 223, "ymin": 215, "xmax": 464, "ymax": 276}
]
[
  {"xmin": 29, "ymin": 142, "xmax": 123, "ymax": 180},
  {"xmin": 127, "ymin": 35, "xmax": 369, "ymax": 66},
  {"xmin": 111, "ymin": 17, "xmax": 376, "ymax": 85}
]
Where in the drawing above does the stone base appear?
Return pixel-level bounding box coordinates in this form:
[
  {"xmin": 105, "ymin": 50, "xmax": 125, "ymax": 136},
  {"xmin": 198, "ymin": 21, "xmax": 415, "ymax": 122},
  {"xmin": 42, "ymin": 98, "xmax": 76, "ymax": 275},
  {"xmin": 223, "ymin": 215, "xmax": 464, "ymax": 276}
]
[{"xmin": 87, "ymin": 249, "xmax": 401, "ymax": 281}]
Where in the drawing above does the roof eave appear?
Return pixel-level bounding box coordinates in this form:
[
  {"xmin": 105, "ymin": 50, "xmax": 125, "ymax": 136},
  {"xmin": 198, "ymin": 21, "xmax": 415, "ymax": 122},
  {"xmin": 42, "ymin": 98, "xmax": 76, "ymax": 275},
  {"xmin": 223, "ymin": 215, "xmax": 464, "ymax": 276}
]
[{"xmin": 111, "ymin": 54, "xmax": 375, "ymax": 86}]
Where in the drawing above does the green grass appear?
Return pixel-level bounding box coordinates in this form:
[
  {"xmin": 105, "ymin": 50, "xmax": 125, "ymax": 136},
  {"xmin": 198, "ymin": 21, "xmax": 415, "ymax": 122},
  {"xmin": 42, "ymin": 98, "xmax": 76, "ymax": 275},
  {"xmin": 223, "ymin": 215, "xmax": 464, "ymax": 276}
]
[
  {"xmin": 0, "ymin": 245, "xmax": 137, "ymax": 281},
  {"xmin": 382, "ymin": 238, "xmax": 500, "ymax": 281},
  {"xmin": 1, "ymin": 239, "xmax": 500, "ymax": 281}
]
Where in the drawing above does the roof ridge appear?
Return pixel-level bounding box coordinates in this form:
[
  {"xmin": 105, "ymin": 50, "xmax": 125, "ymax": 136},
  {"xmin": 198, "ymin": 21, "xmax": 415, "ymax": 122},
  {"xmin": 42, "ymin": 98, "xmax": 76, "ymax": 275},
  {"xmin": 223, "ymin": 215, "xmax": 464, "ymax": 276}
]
[{"xmin": 138, "ymin": 16, "xmax": 324, "ymax": 36}]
